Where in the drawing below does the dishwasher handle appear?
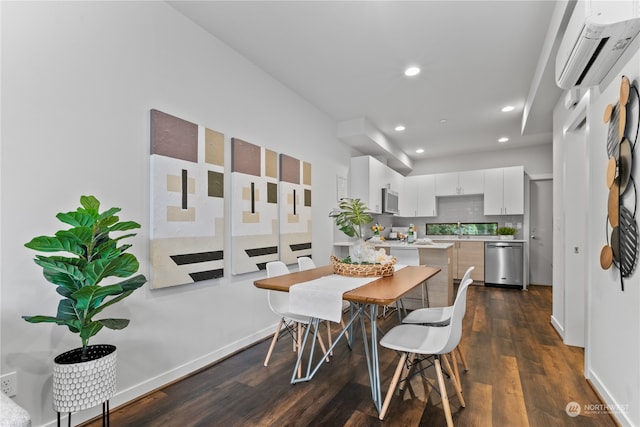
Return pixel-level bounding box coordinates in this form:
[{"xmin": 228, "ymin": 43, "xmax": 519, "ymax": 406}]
[{"xmin": 486, "ymin": 242, "xmax": 520, "ymax": 248}]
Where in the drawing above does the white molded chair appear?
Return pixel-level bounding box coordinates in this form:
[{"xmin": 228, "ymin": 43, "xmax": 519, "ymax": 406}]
[
  {"xmin": 401, "ymin": 266, "xmax": 474, "ymax": 374},
  {"xmin": 263, "ymin": 261, "xmax": 328, "ymax": 375},
  {"xmin": 297, "ymin": 257, "xmax": 350, "ymax": 349},
  {"xmin": 378, "ymin": 277, "xmax": 473, "ymax": 424}
]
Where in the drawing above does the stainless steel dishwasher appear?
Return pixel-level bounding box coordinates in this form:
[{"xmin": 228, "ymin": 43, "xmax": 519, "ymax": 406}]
[{"xmin": 484, "ymin": 241, "xmax": 523, "ymax": 288}]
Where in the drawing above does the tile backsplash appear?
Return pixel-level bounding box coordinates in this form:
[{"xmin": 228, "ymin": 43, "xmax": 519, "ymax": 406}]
[{"xmin": 370, "ymin": 195, "xmax": 523, "ymax": 239}]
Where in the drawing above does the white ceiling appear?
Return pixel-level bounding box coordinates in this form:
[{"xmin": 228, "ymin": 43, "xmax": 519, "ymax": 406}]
[{"xmin": 169, "ymin": 1, "xmax": 568, "ymax": 174}]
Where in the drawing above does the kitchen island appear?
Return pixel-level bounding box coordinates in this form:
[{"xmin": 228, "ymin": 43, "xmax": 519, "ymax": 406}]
[{"xmin": 333, "ymin": 241, "xmax": 454, "ymax": 308}]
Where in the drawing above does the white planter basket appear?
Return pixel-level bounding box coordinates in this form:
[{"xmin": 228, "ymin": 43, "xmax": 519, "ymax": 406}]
[
  {"xmin": 52, "ymin": 344, "xmax": 117, "ymax": 413},
  {"xmin": 499, "ymin": 235, "xmax": 515, "ymax": 240}
]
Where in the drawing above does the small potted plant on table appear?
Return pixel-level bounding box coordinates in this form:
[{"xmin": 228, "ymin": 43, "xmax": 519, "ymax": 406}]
[{"xmin": 329, "ymin": 198, "xmax": 395, "ymax": 276}]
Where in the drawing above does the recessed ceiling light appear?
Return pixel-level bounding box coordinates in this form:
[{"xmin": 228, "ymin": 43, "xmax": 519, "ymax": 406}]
[
  {"xmin": 395, "ymin": 125, "xmax": 406, "ymax": 131},
  {"xmin": 404, "ymin": 66, "xmax": 421, "ymax": 77},
  {"xmin": 439, "ymin": 119, "xmax": 447, "ymax": 124},
  {"xmin": 416, "ymin": 148, "xmax": 425, "ymax": 154},
  {"xmin": 501, "ymin": 105, "xmax": 515, "ymax": 112},
  {"xmin": 498, "ymin": 137, "xmax": 510, "ymax": 143}
]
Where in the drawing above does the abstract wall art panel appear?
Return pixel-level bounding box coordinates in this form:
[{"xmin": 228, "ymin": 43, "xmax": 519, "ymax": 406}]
[
  {"xmin": 150, "ymin": 109, "xmax": 225, "ymax": 288},
  {"xmin": 231, "ymin": 138, "xmax": 280, "ymax": 274},
  {"xmin": 279, "ymin": 154, "xmax": 312, "ymax": 264}
]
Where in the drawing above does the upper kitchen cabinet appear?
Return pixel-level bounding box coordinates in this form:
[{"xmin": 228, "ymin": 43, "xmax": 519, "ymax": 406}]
[
  {"xmin": 416, "ymin": 174, "xmax": 437, "ymax": 217},
  {"xmin": 350, "ymin": 156, "xmax": 402, "ymax": 214},
  {"xmin": 400, "ymin": 175, "xmax": 419, "ymax": 216},
  {"xmin": 400, "ymin": 175, "xmax": 437, "ymax": 217},
  {"xmin": 435, "ymin": 170, "xmax": 484, "ymax": 196},
  {"xmin": 483, "ymin": 166, "xmax": 524, "ymax": 215}
]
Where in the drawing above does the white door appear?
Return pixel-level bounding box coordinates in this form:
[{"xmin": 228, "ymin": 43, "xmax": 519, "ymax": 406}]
[{"xmin": 529, "ymin": 179, "xmax": 553, "ymax": 285}]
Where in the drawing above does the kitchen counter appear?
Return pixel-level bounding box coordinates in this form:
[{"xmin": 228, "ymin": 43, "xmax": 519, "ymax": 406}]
[
  {"xmin": 427, "ymin": 235, "xmax": 527, "ymax": 242},
  {"xmin": 333, "ymin": 240, "xmax": 454, "ymax": 249},
  {"xmin": 332, "ymin": 240, "xmax": 453, "ymax": 308}
]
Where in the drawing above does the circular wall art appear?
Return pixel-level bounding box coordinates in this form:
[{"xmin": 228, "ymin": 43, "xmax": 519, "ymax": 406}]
[{"xmin": 601, "ymin": 75, "xmax": 639, "ymax": 291}]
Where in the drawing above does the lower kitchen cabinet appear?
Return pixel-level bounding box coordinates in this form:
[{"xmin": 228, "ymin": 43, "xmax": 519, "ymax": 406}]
[{"xmin": 434, "ymin": 240, "xmax": 485, "ymax": 282}]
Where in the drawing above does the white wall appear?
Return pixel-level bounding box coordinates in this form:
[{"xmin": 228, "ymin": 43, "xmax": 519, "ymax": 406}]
[
  {"xmin": 583, "ymin": 50, "xmax": 640, "ymax": 426},
  {"xmin": 553, "ymin": 34, "xmax": 640, "ymax": 426},
  {"xmin": 0, "ymin": 2, "xmax": 351, "ymax": 426},
  {"xmin": 409, "ymin": 143, "xmax": 552, "ymax": 177}
]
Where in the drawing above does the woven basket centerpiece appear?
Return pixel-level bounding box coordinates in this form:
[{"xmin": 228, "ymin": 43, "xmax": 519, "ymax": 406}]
[{"xmin": 330, "ymin": 255, "xmax": 396, "ymax": 277}]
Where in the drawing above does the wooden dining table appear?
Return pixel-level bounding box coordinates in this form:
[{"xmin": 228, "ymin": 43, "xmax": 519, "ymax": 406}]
[{"xmin": 253, "ymin": 264, "xmax": 441, "ymax": 414}]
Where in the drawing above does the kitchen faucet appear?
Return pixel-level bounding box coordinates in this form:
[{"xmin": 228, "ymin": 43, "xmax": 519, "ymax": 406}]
[{"xmin": 457, "ymin": 221, "xmax": 462, "ymax": 238}]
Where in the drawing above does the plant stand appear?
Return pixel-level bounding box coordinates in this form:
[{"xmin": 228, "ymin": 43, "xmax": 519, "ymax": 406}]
[{"xmin": 53, "ymin": 344, "xmax": 117, "ymax": 427}]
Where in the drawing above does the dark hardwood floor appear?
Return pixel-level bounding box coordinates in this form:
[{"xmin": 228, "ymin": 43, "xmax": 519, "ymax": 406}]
[{"xmin": 83, "ymin": 285, "xmax": 615, "ymax": 427}]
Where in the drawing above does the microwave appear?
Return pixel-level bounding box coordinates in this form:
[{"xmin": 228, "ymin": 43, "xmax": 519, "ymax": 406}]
[{"xmin": 382, "ymin": 188, "xmax": 399, "ymax": 214}]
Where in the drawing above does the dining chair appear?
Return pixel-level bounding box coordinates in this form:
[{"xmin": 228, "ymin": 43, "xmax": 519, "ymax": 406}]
[
  {"xmin": 378, "ymin": 277, "xmax": 473, "ymax": 425},
  {"xmin": 297, "ymin": 256, "xmax": 350, "ymax": 349},
  {"xmin": 263, "ymin": 261, "xmax": 329, "ymax": 375},
  {"xmin": 389, "ymin": 247, "xmax": 429, "ymax": 307},
  {"xmin": 401, "ymin": 265, "xmax": 474, "ymax": 374}
]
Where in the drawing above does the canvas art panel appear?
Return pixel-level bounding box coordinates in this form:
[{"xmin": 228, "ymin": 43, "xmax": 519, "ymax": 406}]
[
  {"xmin": 279, "ymin": 154, "xmax": 312, "ymax": 264},
  {"xmin": 150, "ymin": 109, "xmax": 225, "ymax": 288},
  {"xmin": 230, "ymin": 138, "xmax": 280, "ymax": 274}
]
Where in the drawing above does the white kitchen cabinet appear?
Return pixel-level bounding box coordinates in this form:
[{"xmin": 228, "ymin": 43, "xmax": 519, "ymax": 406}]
[
  {"xmin": 399, "ymin": 175, "xmax": 436, "ymax": 217},
  {"xmin": 350, "ymin": 156, "xmax": 403, "ymax": 214},
  {"xmin": 435, "ymin": 170, "xmax": 484, "ymax": 196},
  {"xmin": 416, "ymin": 174, "xmax": 437, "ymax": 217},
  {"xmin": 400, "ymin": 176, "xmax": 419, "ymax": 216},
  {"xmin": 483, "ymin": 166, "xmax": 524, "ymax": 215}
]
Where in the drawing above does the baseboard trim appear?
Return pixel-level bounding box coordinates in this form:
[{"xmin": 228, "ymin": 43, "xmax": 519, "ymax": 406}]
[
  {"xmin": 586, "ymin": 371, "xmax": 630, "ymax": 426},
  {"xmin": 550, "ymin": 315, "xmax": 564, "ymax": 339}
]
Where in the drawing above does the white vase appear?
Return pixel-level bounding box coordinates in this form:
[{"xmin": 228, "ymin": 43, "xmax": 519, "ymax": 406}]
[
  {"xmin": 52, "ymin": 344, "xmax": 117, "ymax": 413},
  {"xmin": 499, "ymin": 235, "xmax": 515, "ymax": 240}
]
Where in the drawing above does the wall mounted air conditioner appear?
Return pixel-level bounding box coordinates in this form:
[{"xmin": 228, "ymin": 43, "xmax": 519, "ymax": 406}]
[{"xmin": 556, "ymin": 0, "xmax": 640, "ymax": 90}]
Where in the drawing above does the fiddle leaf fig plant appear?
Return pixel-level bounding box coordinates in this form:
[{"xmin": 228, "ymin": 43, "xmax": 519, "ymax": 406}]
[
  {"xmin": 23, "ymin": 195, "xmax": 147, "ymax": 360},
  {"xmin": 329, "ymin": 198, "xmax": 373, "ymax": 239}
]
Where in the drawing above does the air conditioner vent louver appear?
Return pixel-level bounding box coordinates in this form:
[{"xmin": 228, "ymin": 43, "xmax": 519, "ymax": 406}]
[
  {"xmin": 556, "ymin": 1, "xmax": 640, "ymax": 90},
  {"xmin": 575, "ymin": 37, "xmax": 609, "ymax": 86}
]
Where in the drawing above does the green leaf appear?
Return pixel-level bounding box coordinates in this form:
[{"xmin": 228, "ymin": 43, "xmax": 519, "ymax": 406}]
[
  {"xmin": 86, "ymin": 275, "xmax": 145, "ymax": 318},
  {"xmin": 103, "ymin": 253, "xmax": 140, "ymax": 278},
  {"xmin": 42, "ymin": 268, "xmax": 82, "ymax": 291},
  {"xmin": 35, "ymin": 258, "xmax": 86, "ymax": 286},
  {"xmin": 80, "ymin": 195, "xmax": 100, "ymax": 211},
  {"xmin": 99, "ymin": 318, "xmax": 130, "ymax": 330},
  {"xmin": 108, "ymin": 221, "xmax": 141, "ymax": 232},
  {"xmin": 79, "ymin": 321, "xmax": 103, "ymax": 342},
  {"xmin": 57, "ymin": 227, "xmax": 93, "ymax": 246},
  {"xmin": 117, "ymin": 274, "xmax": 147, "ymax": 291},
  {"xmin": 25, "ymin": 235, "xmax": 80, "ymax": 253},
  {"xmin": 97, "ymin": 207, "xmax": 121, "ymax": 221},
  {"xmin": 56, "ymin": 211, "xmax": 96, "ymax": 228},
  {"xmin": 57, "ymin": 299, "xmax": 79, "ymax": 321},
  {"xmin": 73, "ymin": 284, "xmax": 125, "ymax": 312},
  {"xmin": 22, "ymin": 315, "xmax": 62, "ymax": 324}
]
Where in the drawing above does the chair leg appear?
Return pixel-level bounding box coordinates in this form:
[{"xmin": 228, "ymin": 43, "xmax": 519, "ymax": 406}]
[
  {"xmin": 326, "ymin": 321, "xmax": 333, "ymax": 356},
  {"xmin": 297, "ymin": 323, "xmax": 302, "ymax": 378},
  {"xmin": 456, "ymin": 344, "xmax": 469, "ymax": 371},
  {"xmin": 315, "ymin": 324, "xmax": 330, "ymax": 363},
  {"xmin": 435, "ymin": 357, "xmax": 455, "ymax": 427},
  {"xmin": 340, "ymin": 317, "xmax": 349, "ymax": 341},
  {"xmin": 264, "ymin": 318, "xmax": 284, "ymax": 367},
  {"xmin": 398, "ymin": 352, "xmax": 415, "ymax": 391},
  {"xmin": 449, "ymin": 351, "xmax": 462, "ymax": 393},
  {"xmin": 379, "ymin": 352, "xmax": 408, "ymax": 420},
  {"xmin": 442, "ymin": 353, "xmax": 465, "ymax": 407}
]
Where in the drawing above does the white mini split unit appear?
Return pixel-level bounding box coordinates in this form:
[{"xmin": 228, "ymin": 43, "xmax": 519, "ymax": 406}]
[{"xmin": 556, "ymin": 0, "xmax": 640, "ymax": 90}]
